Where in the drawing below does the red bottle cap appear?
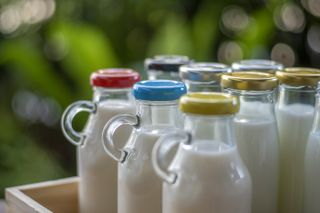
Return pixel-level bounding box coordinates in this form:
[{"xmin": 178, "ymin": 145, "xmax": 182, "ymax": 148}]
[{"xmin": 90, "ymin": 68, "xmax": 141, "ymax": 88}]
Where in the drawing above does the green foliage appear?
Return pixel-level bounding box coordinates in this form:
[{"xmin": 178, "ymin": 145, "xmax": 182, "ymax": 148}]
[
  {"xmin": 148, "ymin": 14, "xmax": 194, "ymax": 56},
  {"xmin": 191, "ymin": 0, "xmax": 223, "ymax": 60},
  {"xmin": 0, "ymin": 112, "xmax": 67, "ymax": 197},
  {"xmin": 237, "ymin": 9, "xmax": 275, "ymax": 58},
  {"xmin": 46, "ymin": 20, "xmax": 119, "ymax": 99},
  {"xmin": 0, "ymin": 39, "xmax": 73, "ymax": 106}
]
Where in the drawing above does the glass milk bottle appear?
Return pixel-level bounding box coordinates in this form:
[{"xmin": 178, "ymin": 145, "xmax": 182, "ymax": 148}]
[
  {"xmin": 145, "ymin": 55, "xmax": 192, "ymax": 80},
  {"xmin": 305, "ymin": 82, "xmax": 320, "ymax": 213},
  {"xmin": 152, "ymin": 92, "xmax": 252, "ymax": 213},
  {"xmin": 102, "ymin": 80, "xmax": 187, "ymax": 213},
  {"xmin": 221, "ymin": 72, "xmax": 279, "ymax": 213},
  {"xmin": 179, "ymin": 62, "xmax": 231, "ymax": 92},
  {"xmin": 61, "ymin": 69, "xmax": 140, "ymax": 213},
  {"xmin": 232, "ymin": 59, "xmax": 284, "ymax": 73},
  {"xmin": 275, "ymin": 68, "xmax": 320, "ymax": 213}
]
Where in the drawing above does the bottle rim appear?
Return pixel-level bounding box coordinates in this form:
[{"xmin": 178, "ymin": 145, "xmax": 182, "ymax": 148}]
[
  {"xmin": 133, "ymin": 80, "xmax": 187, "ymax": 101},
  {"xmin": 221, "ymin": 71, "xmax": 278, "ymax": 91},
  {"xmin": 179, "ymin": 62, "xmax": 231, "ymax": 82},
  {"xmin": 179, "ymin": 92, "xmax": 239, "ymax": 115},
  {"xmin": 276, "ymin": 67, "xmax": 320, "ymax": 87},
  {"xmin": 90, "ymin": 68, "xmax": 140, "ymax": 88},
  {"xmin": 231, "ymin": 59, "xmax": 284, "ymax": 73}
]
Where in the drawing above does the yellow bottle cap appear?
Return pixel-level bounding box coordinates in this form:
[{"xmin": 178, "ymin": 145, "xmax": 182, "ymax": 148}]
[
  {"xmin": 276, "ymin": 67, "xmax": 320, "ymax": 87},
  {"xmin": 179, "ymin": 92, "xmax": 239, "ymax": 115},
  {"xmin": 221, "ymin": 72, "xmax": 278, "ymax": 90}
]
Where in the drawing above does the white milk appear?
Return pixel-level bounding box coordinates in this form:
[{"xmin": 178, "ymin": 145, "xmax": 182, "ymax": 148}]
[
  {"xmin": 304, "ymin": 133, "xmax": 320, "ymax": 213},
  {"xmin": 118, "ymin": 131, "xmax": 165, "ymax": 213},
  {"xmin": 163, "ymin": 141, "xmax": 251, "ymax": 213},
  {"xmin": 237, "ymin": 101, "xmax": 272, "ymax": 116},
  {"xmin": 234, "ymin": 117, "xmax": 278, "ymax": 213},
  {"xmin": 276, "ymin": 103, "xmax": 314, "ymax": 213},
  {"xmin": 78, "ymin": 100, "xmax": 134, "ymax": 213}
]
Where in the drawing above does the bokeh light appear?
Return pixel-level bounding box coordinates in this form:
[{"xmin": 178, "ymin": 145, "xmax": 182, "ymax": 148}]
[
  {"xmin": 271, "ymin": 43, "xmax": 296, "ymax": 67},
  {"xmin": 12, "ymin": 90, "xmax": 61, "ymax": 127},
  {"xmin": 0, "ymin": 0, "xmax": 55, "ymax": 35},
  {"xmin": 307, "ymin": 25, "xmax": 320, "ymax": 54},
  {"xmin": 274, "ymin": 3, "xmax": 305, "ymax": 33},
  {"xmin": 301, "ymin": 0, "xmax": 320, "ymax": 17},
  {"xmin": 218, "ymin": 41, "xmax": 243, "ymax": 64},
  {"xmin": 0, "ymin": 6, "xmax": 21, "ymax": 34},
  {"xmin": 221, "ymin": 5, "xmax": 250, "ymax": 35}
]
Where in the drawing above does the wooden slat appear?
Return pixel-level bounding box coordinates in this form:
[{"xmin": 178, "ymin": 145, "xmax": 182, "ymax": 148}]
[{"xmin": 5, "ymin": 177, "xmax": 78, "ymax": 213}]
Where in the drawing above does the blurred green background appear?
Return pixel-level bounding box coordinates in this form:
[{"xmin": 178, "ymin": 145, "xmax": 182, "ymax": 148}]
[{"xmin": 0, "ymin": 0, "xmax": 320, "ymax": 197}]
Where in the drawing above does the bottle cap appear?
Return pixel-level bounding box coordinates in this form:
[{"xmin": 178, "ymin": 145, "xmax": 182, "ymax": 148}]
[
  {"xmin": 232, "ymin": 59, "xmax": 284, "ymax": 73},
  {"xmin": 180, "ymin": 92, "xmax": 239, "ymax": 115},
  {"xmin": 276, "ymin": 67, "xmax": 320, "ymax": 87},
  {"xmin": 90, "ymin": 68, "xmax": 140, "ymax": 88},
  {"xmin": 221, "ymin": 72, "xmax": 278, "ymax": 91},
  {"xmin": 179, "ymin": 63, "xmax": 231, "ymax": 82},
  {"xmin": 133, "ymin": 80, "xmax": 187, "ymax": 101},
  {"xmin": 144, "ymin": 55, "xmax": 192, "ymax": 72}
]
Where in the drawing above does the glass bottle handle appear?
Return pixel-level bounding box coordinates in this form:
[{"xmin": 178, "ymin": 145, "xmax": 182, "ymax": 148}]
[
  {"xmin": 152, "ymin": 131, "xmax": 191, "ymax": 184},
  {"xmin": 61, "ymin": 101, "xmax": 96, "ymax": 146},
  {"xmin": 102, "ymin": 114, "xmax": 139, "ymax": 163}
]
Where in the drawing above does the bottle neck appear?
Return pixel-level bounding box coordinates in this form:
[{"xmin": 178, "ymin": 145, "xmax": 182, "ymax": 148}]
[
  {"xmin": 93, "ymin": 87, "xmax": 132, "ymax": 102},
  {"xmin": 225, "ymin": 88, "xmax": 276, "ymax": 118},
  {"xmin": 184, "ymin": 114, "xmax": 236, "ymax": 147},
  {"xmin": 277, "ymin": 84, "xmax": 315, "ymax": 108},
  {"xmin": 136, "ymin": 100, "xmax": 182, "ymax": 130}
]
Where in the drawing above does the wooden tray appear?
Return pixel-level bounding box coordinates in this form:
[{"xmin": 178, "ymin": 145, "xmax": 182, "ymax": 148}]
[{"xmin": 5, "ymin": 177, "xmax": 78, "ymax": 213}]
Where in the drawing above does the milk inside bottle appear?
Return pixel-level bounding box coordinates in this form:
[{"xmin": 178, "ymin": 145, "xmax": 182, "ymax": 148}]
[
  {"xmin": 145, "ymin": 55, "xmax": 192, "ymax": 81},
  {"xmin": 275, "ymin": 68, "xmax": 320, "ymax": 213},
  {"xmin": 221, "ymin": 72, "xmax": 279, "ymax": 213},
  {"xmin": 61, "ymin": 69, "xmax": 140, "ymax": 213},
  {"xmin": 152, "ymin": 92, "xmax": 252, "ymax": 213},
  {"xmin": 102, "ymin": 80, "xmax": 187, "ymax": 213},
  {"xmin": 304, "ymin": 82, "xmax": 320, "ymax": 213},
  {"xmin": 179, "ymin": 62, "xmax": 230, "ymax": 92},
  {"xmin": 231, "ymin": 59, "xmax": 284, "ymax": 73}
]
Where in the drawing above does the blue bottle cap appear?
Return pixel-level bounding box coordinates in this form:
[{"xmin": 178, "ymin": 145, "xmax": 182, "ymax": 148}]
[{"xmin": 133, "ymin": 80, "xmax": 187, "ymax": 101}]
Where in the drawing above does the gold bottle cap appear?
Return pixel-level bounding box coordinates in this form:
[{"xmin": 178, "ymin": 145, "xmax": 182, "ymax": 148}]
[
  {"xmin": 276, "ymin": 67, "xmax": 320, "ymax": 87},
  {"xmin": 221, "ymin": 72, "xmax": 278, "ymax": 91},
  {"xmin": 179, "ymin": 92, "xmax": 239, "ymax": 115}
]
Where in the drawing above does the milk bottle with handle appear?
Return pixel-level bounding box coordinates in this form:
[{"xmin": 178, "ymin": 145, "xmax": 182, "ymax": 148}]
[
  {"xmin": 221, "ymin": 72, "xmax": 279, "ymax": 213},
  {"xmin": 145, "ymin": 55, "xmax": 192, "ymax": 80},
  {"xmin": 61, "ymin": 69, "xmax": 140, "ymax": 213},
  {"xmin": 275, "ymin": 68, "xmax": 320, "ymax": 213},
  {"xmin": 152, "ymin": 92, "xmax": 252, "ymax": 213},
  {"xmin": 231, "ymin": 59, "xmax": 284, "ymax": 73},
  {"xmin": 304, "ymin": 82, "xmax": 320, "ymax": 213},
  {"xmin": 102, "ymin": 80, "xmax": 187, "ymax": 213},
  {"xmin": 179, "ymin": 62, "xmax": 231, "ymax": 92}
]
